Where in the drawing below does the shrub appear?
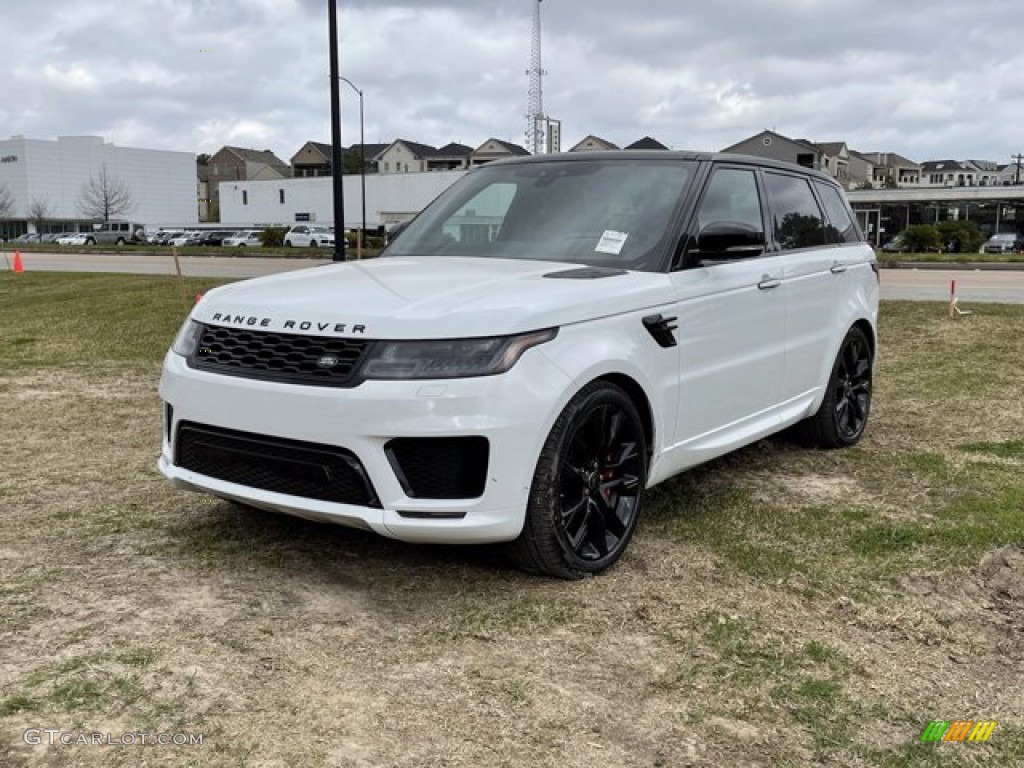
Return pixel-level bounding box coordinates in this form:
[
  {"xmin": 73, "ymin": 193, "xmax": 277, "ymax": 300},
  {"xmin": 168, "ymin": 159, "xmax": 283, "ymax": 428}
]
[
  {"xmin": 260, "ymin": 227, "xmax": 287, "ymax": 248},
  {"xmin": 900, "ymin": 225, "xmax": 942, "ymax": 252},
  {"xmin": 935, "ymin": 220, "xmax": 983, "ymax": 254}
]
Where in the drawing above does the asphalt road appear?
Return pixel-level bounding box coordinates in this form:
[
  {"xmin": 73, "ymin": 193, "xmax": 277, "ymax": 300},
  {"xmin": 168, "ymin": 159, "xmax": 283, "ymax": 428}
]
[{"xmin": 5, "ymin": 250, "xmax": 1024, "ymax": 304}]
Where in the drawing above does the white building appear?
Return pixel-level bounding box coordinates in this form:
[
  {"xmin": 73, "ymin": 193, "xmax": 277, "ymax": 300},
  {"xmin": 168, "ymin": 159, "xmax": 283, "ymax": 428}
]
[
  {"xmin": 219, "ymin": 170, "xmax": 467, "ymax": 230},
  {"xmin": 0, "ymin": 135, "xmax": 196, "ymax": 238}
]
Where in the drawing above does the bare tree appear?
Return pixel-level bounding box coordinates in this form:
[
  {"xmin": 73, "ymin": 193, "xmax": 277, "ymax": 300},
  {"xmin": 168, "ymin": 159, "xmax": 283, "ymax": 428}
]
[
  {"xmin": 28, "ymin": 197, "xmax": 52, "ymax": 234},
  {"xmin": 0, "ymin": 182, "xmax": 13, "ymax": 219},
  {"xmin": 77, "ymin": 164, "xmax": 134, "ymax": 222}
]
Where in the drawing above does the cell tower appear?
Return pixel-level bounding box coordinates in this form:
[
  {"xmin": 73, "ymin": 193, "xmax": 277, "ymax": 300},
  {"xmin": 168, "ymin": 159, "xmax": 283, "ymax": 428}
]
[{"xmin": 525, "ymin": 0, "xmax": 546, "ymax": 154}]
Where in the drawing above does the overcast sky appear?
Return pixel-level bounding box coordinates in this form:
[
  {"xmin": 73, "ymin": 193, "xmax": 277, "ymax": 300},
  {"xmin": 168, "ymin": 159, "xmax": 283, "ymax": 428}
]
[{"xmin": 4, "ymin": 0, "xmax": 1022, "ymax": 164}]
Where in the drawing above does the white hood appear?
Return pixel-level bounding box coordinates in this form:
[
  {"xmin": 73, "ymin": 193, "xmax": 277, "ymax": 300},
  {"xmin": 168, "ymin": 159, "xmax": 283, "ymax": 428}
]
[{"xmin": 195, "ymin": 257, "xmax": 674, "ymax": 339}]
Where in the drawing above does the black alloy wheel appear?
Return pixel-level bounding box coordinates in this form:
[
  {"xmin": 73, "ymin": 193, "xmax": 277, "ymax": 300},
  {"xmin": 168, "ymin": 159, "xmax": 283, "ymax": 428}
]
[
  {"xmin": 510, "ymin": 381, "xmax": 647, "ymax": 579},
  {"xmin": 807, "ymin": 326, "xmax": 873, "ymax": 448}
]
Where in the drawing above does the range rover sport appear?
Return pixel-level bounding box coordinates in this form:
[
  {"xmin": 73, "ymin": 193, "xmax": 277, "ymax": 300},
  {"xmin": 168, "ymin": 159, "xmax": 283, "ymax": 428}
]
[{"xmin": 159, "ymin": 151, "xmax": 878, "ymax": 579}]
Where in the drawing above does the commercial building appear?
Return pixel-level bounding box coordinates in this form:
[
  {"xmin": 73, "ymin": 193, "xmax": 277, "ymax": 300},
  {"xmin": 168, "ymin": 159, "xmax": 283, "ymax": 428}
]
[
  {"xmin": 0, "ymin": 135, "xmax": 196, "ymax": 239},
  {"xmin": 219, "ymin": 170, "xmax": 466, "ymax": 230}
]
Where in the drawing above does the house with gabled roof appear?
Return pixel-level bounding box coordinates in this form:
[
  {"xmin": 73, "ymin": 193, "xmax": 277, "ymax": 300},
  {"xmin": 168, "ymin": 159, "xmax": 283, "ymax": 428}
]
[
  {"xmin": 430, "ymin": 142, "xmax": 473, "ymax": 171},
  {"xmin": 470, "ymin": 138, "xmax": 530, "ymax": 167},
  {"xmin": 568, "ymin": 135, "xmax": 619, "ymax": 152},
  {"xmin": 857, "ymin": 152, "xmax": 921, "ymax": 188},
  {"xmin": 722, "ymin": 129, "xmax": 824, "ymax": 170},
  {"xmin": 207, "ymin": 145, "xmax": 291, "ymax": 215},
  {"xmin": 291, "ymin": 141, "xmax": 391, "ymax": 177},
  {"xmin": 624, "ymin": 136, "xmax": 669, "ymax": 150},
  {"xmin": 291, "ymin": 141, "xmax": 334, "ymax": 178}
]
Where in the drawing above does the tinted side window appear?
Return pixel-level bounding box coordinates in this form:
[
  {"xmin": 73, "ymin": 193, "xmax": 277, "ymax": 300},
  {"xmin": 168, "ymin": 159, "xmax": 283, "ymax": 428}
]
[
  {"xmin": 814, "ymin": 182, "xmax": 861, "ymax": 243},
  {"xmin": 764, "ymin": 173, "xmax": 828, "ymax": 250},
  {"xmin": 696, "ymin": 169, "xmax": 763, "ymax": 234}
]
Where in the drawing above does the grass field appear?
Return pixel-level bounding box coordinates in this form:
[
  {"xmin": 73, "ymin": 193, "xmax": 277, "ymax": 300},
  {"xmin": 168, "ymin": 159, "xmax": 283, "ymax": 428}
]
[
  {"xmin": 1, "ymin": 272, "xmax": 1022, "ymax": 767},
  {"xmin": 875, "ymin": 250, "xmax": 1024, "ymax": 264}
]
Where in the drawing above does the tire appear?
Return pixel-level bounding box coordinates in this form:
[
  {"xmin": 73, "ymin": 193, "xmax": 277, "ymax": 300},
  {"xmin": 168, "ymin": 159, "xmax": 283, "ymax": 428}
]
[
  {"xmin": 309, "ymin": 240, "xmax": 318, "ymax": 248},
  {"xmin": 85, "ymin": 237, "xmax": 95, "ymax": 245},
  {"xmin": 509, "ymin": 381, "xmax": 648, "ymax": 579},
  {"xmin": 804, "ymin": 326, "xmax": 873, "ymax": 449},
  {"xmin": 284, "ymin": 240, "xmax": 292, "ymax": 247},
  {"xmin": 116, "ymin": 237, "xmax": 125, "ymax": 245}
]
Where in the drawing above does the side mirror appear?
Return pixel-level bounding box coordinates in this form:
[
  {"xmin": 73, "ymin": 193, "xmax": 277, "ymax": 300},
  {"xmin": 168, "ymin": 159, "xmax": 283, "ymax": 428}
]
[{"xmin": 694, "ymin": 221, "xmax": 765, "ymax": 259}]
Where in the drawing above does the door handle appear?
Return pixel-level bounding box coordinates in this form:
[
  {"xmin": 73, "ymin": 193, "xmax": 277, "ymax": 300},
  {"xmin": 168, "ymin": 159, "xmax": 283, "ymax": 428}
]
[
  {"xmin": 758, "ymin": 275, "xmax": 781, "ymax": 290},
  {"xmin": 830, "ymin": 262, "xmax": 847, "ymax": 274}
]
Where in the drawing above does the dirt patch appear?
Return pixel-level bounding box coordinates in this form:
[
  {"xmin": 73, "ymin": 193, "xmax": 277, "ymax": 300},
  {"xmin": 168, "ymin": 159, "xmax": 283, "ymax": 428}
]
[{"xmin": 3, "ymin": 319, "xmax": 1024, "ymax": 768}]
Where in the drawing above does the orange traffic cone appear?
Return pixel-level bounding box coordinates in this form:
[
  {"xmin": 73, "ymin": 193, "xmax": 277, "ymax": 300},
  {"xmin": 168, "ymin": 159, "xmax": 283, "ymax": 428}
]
[{"xmin": 12, "ymin": 250, "xmax": 24, "ymax": 274}]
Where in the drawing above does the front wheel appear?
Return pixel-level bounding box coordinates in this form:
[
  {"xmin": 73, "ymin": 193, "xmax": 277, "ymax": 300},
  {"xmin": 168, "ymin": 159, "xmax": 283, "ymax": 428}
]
[
  {"xmin": 509, "ymin": 381, "xmax": 648, "ymax": 579},
  {"xmin": 804, "ymin": 326, "xmax": 873, "ymax": 448},
  {"xmin": 309, "ymin": 240, "xmax": 318, "ymax": 248}
]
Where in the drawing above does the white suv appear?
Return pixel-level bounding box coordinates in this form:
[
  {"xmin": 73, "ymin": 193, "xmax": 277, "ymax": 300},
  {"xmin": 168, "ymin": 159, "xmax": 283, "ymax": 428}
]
[
  {"xmin": 283, "ymin": 225, "xmax": 334, "ymax": 248},
  {"xmin": 160, "ymin": 152, "xmax": 878, "ymax": 578}
]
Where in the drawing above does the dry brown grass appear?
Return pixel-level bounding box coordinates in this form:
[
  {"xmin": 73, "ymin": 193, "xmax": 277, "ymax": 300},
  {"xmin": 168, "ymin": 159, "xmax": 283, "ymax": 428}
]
[{"xmin": 1, "ymin": 279, "xmax": 1022, "ymax": 767}]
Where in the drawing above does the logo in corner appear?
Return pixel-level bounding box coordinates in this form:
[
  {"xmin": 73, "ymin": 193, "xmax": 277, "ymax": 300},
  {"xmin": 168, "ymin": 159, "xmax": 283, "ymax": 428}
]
[{"xmin": 920, "ymin": 720, "xmax": 996, "ymax": 743}]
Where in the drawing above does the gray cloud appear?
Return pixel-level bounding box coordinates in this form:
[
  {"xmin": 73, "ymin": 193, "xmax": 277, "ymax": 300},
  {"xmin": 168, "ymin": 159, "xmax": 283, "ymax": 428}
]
[{"xmin": 2, "ymin": 0, "xmax": 1022, "ymax": 164}]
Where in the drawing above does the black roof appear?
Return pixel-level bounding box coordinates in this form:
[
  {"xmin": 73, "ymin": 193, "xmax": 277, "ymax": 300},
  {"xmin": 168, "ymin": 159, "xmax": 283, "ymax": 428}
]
[
  {"xmin": 483, "ymin": 149, "xmax": 840, "ymax": 184},
  {"xmin": 625, "ymin": 136, "xmax": 668, "ymax": 150}
]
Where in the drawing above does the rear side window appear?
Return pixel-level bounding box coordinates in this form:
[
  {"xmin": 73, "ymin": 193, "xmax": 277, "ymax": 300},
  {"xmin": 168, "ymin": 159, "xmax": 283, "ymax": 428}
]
[
  {"xmin": 764, "ymin": 173, "xmax": 828, "ymax": 250},
  {"xmin": 814, "ymin": 182, "xmax": 861, "ymax": 243}
]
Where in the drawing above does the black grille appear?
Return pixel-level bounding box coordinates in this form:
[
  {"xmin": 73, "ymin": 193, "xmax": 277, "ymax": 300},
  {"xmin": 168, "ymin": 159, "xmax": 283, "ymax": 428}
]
[
  {"xmin": 385, "ymin": 437, "xmax": 489, "ymax": 499},
  {"xmin": 175, "ymin": 422, "xmax": 380, "ymax": 507},
  {"xmin": 190, "ymin": 324, "xmax": 370, "ymax": 387}
]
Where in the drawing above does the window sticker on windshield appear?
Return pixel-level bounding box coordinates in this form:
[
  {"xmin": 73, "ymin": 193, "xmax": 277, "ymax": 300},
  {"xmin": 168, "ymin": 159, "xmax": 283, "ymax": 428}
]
[{"xmin": 596, "ymin": 230, "xmax": 628, "ymax": 254}]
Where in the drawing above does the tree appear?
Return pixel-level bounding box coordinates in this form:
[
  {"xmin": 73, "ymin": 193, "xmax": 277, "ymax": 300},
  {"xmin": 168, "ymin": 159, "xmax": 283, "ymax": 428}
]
[
  {"xmin": 0, "ymin": 183, "xmax": 13, "ymax": 219},
  {"xmin": 77, "ymin": 164, "xmax": 134, "ymax": 222},
  {"xmin": 28, "ymin": 197, "xmax": 52, "ymax": 234}
]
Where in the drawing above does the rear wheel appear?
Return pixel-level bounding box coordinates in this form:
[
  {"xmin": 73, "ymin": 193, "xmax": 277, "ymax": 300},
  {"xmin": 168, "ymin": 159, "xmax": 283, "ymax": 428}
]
[
  {"xmin": 284, "ymin": 240, "xmax": 292, "ymax": 247},
  {"xmin": 115, "ymin": 237, "xmax": 125, "ymax": 245},
  {"xmin": 309, "ymin": 240, "xmax": 318, "ymax": 248},
  {"xmin": 805, "ymin": 326, "xmax": 873, "ymax": 448},
  {"xmin": 509, "ymin": 381, "xmax": 647, "ymax": 579}
]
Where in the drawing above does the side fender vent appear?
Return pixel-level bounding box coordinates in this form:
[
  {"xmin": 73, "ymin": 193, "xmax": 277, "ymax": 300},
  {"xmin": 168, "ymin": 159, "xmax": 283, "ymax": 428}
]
[{"xmin": 642, "ymin": 314, "xmax": 678, "ymax": 348}]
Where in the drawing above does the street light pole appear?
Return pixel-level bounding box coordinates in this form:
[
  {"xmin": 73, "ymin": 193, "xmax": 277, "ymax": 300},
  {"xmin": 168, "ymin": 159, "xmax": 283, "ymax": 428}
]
[
  {"xmin": 339, "ymin": 76, "xmax": 366, "ymax": 259},
  {"xmin": 327, "ymin": 0, "xmax": 346, "ymax": 261}
]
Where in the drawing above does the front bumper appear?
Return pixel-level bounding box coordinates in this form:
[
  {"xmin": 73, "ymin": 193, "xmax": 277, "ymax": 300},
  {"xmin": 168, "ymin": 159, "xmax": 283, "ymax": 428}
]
[{"xmin": 158, "ymin": 347, "xmax": 572, "ymax": 544}]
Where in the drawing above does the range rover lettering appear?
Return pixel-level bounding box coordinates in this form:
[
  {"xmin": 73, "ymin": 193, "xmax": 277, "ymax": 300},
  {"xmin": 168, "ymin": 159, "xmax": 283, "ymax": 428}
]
[{"xmin": 159, "ymin": 151, "xmax": 878, "ymax": 579}]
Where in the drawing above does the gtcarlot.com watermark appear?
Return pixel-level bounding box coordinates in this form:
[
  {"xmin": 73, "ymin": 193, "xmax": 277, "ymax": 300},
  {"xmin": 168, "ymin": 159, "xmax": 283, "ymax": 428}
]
[{"xmin": 24, "ymin": 729, "xmax": 203, "ymax": 747}]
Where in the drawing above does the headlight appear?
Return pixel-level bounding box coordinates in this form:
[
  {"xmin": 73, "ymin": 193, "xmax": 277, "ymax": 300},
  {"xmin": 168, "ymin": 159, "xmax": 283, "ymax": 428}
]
[
  {"xmin": 361, "ymin": 328, "xmax": 557, "ymax": 380},
  {"xmin": 171, "ymin": 319, "xmax": 203, "ymax": 357}
]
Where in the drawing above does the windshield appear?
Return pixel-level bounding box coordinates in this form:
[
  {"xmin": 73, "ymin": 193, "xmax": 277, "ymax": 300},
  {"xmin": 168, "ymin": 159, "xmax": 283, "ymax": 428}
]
[{"xmin": 384, "ymin": 158, "xmax": 695, "ymax": 271}]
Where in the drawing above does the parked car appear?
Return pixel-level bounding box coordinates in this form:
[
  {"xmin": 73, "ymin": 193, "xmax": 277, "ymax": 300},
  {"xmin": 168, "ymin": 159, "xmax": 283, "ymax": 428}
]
[
  {"xmin": 981, "ymin": 233, "xmax": 1020, "ymax": 254},
  {"xmin": 283, "ymin": 225, "xmax": 334, "ymax": 248},
  {"xmin": 169, "ymin": 231, "xmax": 203, "ymax": 247},
  {"xmin": 13, "ymin": 233, "xmax": 40, "ymax": 244},
  {"xmin": 160, "ymin": 151, "xmax": 878, "ymax": 579},
  {"xmin": 56, "ymin": 232, "xmax": 93, "ymax": 246},
  {"xmin": 880, "ymin": 235, "xmax": 906, "ymax": 253},
  {"xmin": 154, "ymin": 230, "xmax": 185, "ymax": 245},
  {"xmin": 197, "ymin": 230, "xmax": 238, "ymax": 247},
  {"xmin": 39, "ymin": 233, "xmax": 63, "ymax": 243},
  {"xmin": 222, "ymin": 230, "xmax": 263, "ymax": 247}
]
